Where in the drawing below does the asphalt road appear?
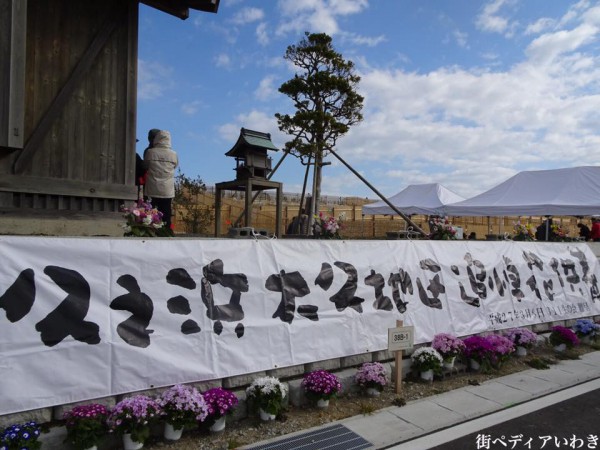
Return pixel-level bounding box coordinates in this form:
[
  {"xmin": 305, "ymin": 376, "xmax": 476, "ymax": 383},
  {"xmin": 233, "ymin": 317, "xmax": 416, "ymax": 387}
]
[{"xmin": 428, "ymin": 387, "xmax": 600, "ymax": 450}]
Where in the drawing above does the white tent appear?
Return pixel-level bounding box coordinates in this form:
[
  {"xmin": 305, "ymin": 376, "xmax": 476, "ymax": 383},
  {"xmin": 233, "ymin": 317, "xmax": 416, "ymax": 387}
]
[
  {"xmin": 444, "ymin": 166, "xmax": 600, "ymax": 217},
  {"xmin": 362, "ymin": 183, "xmax": 466, "ymax": 216}
]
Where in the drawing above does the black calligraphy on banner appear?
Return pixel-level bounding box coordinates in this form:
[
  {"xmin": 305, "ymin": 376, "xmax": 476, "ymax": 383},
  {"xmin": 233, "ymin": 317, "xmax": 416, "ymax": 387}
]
[
  {"xmin": 1, "ymin": 243, "xmax": 599, "ymax": 349},
  {"xmin": 166, "ymin": 268, "xmax": 200, "ymax": 335},
  {"xmin": 416, "ymin": 259, "xmax": 443, "ymax": 309},
  {"xmin": 387, "ymin": 269, "xmax": 412, "ymax": 313},
  {"xmin": 365, "ymin": 269, "xmax": 393, "ymax": 311},
  {"xmin": 34, "ymin": 266, "xmax": 100, "ymax": 347},
  {"xmin": 266, "ymin": 270, "xmax": 315, "ymax": 323},
  {"xmin": 0, "ymin": 268, "xmax": 35, "ymax": 322},
  {"xmin": 110, "ymin": 274, "xmax": 154, "ymax": 348},
  {"xmin": 201, "ymin": 259, "xmax": 248, "ymax": 337}
]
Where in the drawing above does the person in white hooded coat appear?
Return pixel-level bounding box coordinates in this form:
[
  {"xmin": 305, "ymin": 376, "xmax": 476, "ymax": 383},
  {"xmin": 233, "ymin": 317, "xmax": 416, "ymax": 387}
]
[{"xmin": 143, "ymin": 130, "xmax": 178, "ymax": 229}]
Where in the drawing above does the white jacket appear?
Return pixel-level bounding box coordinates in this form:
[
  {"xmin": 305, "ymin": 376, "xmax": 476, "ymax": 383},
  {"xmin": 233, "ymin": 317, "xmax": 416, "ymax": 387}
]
[{"xmin": 143, "ymin": 130, "xmax": 179, "ymax": 198}]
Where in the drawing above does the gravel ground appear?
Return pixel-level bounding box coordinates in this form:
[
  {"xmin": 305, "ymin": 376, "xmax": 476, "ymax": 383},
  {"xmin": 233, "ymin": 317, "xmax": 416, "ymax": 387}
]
[{"xmin": 141, "ymin": 344, "xmax": 596, "ymax": 450}]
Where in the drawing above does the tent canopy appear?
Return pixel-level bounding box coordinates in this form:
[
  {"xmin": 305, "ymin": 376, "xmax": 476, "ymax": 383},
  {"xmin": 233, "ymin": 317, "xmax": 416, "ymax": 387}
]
[
  {"xmin": 444, "ymin": 166, "xmax": 600, "ymax": 217},
  {"xmin": 362, "ymin": 183, "xmax": 465, "ymax": 216}
]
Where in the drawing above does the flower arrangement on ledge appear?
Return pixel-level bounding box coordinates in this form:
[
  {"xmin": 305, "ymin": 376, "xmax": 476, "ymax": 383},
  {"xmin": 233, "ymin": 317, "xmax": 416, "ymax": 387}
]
[
  {"xmin": 512, "ymin": 221, "xmax": 535, "ymax": 241},
  {"xmin": 157, "ymin": 384, "xmax": 209, "ymax": 431},
  {"xmin": 354, "ymin": 362, "xmax": 387, "ymax": 393},
  {"xmin": 431, "ymin": 333, "xmax": 466, "ymax": 361},
  {"xmin": 550, "ymin": 223, "xmax": 569, "ymax": 241},
  {"xmin": 313, "ymin": 211, "xmax": 345, "ymax": 239},
  {"xmin": 203, "ymin": 388, "xmax": 239, "ymax": 423},
  {"xmin": 246, "ymin": 376, "xmax": 288, "ymax": 417},
  {"xmin": 63, "ymin": 403, "xmax": 109, "ymax": 450},
  {"xmin": 428, "ymin": 217, "xmax": 457, "ymax": 240},
  {"xmin": 549, "ymin": 325, "xmax": 579, "ymax": 349},
  {"xmin": 0, "ymin": 421, "xmax": 42, "ymax": 450},
  {"xmin": 410, "ymin": 347, "xmax": 443, "ymax": 374},
  {"xmin": 301, "ymin": 370, "xmax": 342, "ymax": 403},
  {"xmin": 121, "ymin": 199, "xmax": 174, "ymax": 237},
  {"xmin": 107, "ymin": 394, "xmax": 161, "ymax": 446},
  {"xmin": 503, "ymin": 328, "xmax": 538, "ymax": 349},
  {"xmin": 572, "ymin": 319, "xmax": 600, "ymax": 340}
]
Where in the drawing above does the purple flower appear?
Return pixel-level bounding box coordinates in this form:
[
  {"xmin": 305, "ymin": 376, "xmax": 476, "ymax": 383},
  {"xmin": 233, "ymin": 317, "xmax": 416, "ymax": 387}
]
[
  {"xmin": 157, "ymin": 384, "xmax": 209, "ymax": 428},
  {"xmin": 106, "ymin": 395, "xmax": 161, "ymax": 437},
  {"xmin": 355, "ymin": 362, "xmax": 387, "ymax": 391},
  {"xmin": 550, "ymin": 326, "xmax": 580, "ymax": 348},
  {"xmin": 503, "ymin": 328, "xmax": 538, "ymax": 348},
  {"xmin": 431, "ymin": 333, "xmax": 466, "ymax": 358},
  {"xmin": 203, "ymin": 388, "xmax": 238, "ymax": 419},
  {"xmin": 301, "ymin": 370, "xmax": 342, "ymax": 401}
]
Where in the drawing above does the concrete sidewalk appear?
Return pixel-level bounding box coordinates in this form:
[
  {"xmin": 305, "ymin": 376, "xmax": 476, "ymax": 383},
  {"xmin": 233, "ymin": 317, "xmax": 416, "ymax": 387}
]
[{"xmin": 241, "ymin": 351, "xmax": 600, "ymax": 450}]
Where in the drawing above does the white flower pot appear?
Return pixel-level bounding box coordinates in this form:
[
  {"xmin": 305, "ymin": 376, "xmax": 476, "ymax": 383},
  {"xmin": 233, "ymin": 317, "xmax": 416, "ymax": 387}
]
[
  {"xmin": 209, "ymin": 416, "xmax": 226, "ymax": 433},
  {"xmin": 470, "ymin": 359, "xmax": 481, "ymax": 371},
  {"xmin": 164, "ymin": 423, "xmax": 183, "ymax": 441},
  {"xmin": 366, "ymin": 387, "xmax": 380, "ymax": 397},
  {"xmin": 516, "ymin": 346, "xmax": 527, "ymax": 357},
  {"xmin": 554, "ymin": 343, "xmax": 567, "ymax": 352},
  {"xmin": 317, "ymin": 398, "xmax": 329, "ymax": 408},
  {"xmin": 443, "ymin": 356, "xmax": 456, "ymax": 369},
  {"xmin": 420, "ymin": 369, "xmax": 434, "ymax": 381},
  {"xmin": 581, "ymin": 335, "xmax": 591, "ymax": 344},
  {"xmin": 123, "ymin": 433, "xmax": 144, "ymax": 450},
  {"xmin": 83, "ymin": 446, "xmax": 97, "ymax": 450},
  {"xmin": 259, "ymin": 408, "xmax": 276, "ymax": 421}
]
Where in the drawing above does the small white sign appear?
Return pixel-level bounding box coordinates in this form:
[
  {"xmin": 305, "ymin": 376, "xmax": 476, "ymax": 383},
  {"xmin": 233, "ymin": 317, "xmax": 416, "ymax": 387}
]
[{"xmin": 388, "ymin": 326, "xmax": 414, "ymax": 351}]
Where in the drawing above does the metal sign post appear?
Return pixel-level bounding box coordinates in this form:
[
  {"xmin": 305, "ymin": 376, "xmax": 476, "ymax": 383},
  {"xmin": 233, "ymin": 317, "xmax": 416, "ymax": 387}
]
[{"xmin": 388, "ymin": 320, "xmax": 415, "ymax": 394}]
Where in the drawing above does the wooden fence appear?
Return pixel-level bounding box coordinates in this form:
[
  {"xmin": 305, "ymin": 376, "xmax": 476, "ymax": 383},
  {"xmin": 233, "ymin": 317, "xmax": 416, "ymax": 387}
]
[{"xmin": 173, "ymin": 191, "xmax": 583, "ymax": 240}]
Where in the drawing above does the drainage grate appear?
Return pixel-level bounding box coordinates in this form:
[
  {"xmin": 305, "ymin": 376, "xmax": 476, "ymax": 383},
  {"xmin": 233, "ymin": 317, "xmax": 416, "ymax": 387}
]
[{"xmin": 244, "ymin": 423, "xmax": 373, "ymax": 450}]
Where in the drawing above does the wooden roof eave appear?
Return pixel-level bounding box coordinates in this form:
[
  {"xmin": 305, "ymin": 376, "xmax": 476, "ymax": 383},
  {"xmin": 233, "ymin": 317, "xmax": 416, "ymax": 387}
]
[{"xmin": 140, "ymin": 0, "xmax": 219, "ymax": 20}]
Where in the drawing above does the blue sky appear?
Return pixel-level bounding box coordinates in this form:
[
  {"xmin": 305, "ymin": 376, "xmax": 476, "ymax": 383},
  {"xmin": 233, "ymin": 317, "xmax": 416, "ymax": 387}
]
[{"xmin": 137, "ymin": 0, "xmax": 600, "ymax": 200}]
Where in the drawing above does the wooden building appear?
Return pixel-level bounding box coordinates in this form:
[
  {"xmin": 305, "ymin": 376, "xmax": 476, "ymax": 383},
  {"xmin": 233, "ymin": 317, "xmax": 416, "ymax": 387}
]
[{"xmin": 0, "ymin": 0, "xmax": 219, "ymax": 235}]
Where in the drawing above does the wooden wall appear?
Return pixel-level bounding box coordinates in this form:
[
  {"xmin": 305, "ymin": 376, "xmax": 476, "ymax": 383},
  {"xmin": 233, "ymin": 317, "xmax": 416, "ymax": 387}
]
[{"xmin": 0, "ymin": 0, "xmax": 138, "ymax": 214}]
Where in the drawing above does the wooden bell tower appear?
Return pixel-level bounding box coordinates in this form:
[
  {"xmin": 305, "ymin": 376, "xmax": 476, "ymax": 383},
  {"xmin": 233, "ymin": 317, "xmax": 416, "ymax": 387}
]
[{"xmin": 214, "ymin": 128, "xmax": 283, "ymax": 237}]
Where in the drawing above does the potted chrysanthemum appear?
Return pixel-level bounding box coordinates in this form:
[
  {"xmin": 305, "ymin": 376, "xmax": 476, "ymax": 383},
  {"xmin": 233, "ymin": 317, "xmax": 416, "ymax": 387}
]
[
  {"xmin": 0, "ymin": 421, "xmax": 42, "ymax": 450},
  {"xmin": 107, "ymin": 394, "xmax": 161, "ymax": 450},
  {"xmin": 431, "ymin": 333, "xmax": 466, "ymax": 369},
  {"xmin": 157, "ymin": 384, "xmax": 209, "ymax": 441},
  {"xmin": 246, "ymin": 376, "xmax": 288, "ymax": 421},
  {"xmin": 63, "ymin": 403, "xmax": 109, "ymax": 450},
  {"xmin": 354, "ymin": 362, "xmax": 387, "ymax": 397},
  {"xmin": 410, "ymin": 347, "xmax": 443, "ymax": 381},
  {"xmin": 549, "ymin": 325, "xmax": 579, "ymax": 352},
  {"xmin": 203, "ymin": 388, "xmax": 238, "ymax": 433},
  {"xmin": 301, "ymin": 370, "xmax": 342, "ymax": 408},
  {"xmin": 462, "ymin": 335, "xmax": 495, "ymax": 372},
  {"xmin": 503, "ymin": 328, "xmax": 538, "ymax": 356},
  {"xmin": 572, "ymin": 319, "xmax": 600, "ymax": 344},
  {"xmin": 485, "ymin": 334, "xmax": 515, "ymax": 368}
]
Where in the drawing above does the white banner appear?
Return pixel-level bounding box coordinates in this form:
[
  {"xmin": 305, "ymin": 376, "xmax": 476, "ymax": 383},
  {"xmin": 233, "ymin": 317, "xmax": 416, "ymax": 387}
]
[{"xmin": 1, "ymin": 236, "xmax": 599, "ymax": 415}]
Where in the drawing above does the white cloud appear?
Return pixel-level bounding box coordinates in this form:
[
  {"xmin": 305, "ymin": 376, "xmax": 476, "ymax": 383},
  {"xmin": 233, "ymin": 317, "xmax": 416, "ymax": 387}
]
[
  {"xmin": 181, "ymin": 101, "xmax": 201, "ymax": 115},
  {"xmin": 526, "ymin": 23, "xmax": 598, "ymax": 65},
  {"xmin": 475, "ymin": 0, "xmax": 517, "ymax": 37},
  {"xmin": 341, "ymin": 31, "xmax": 386, "ymax": 47},
  {"xmin": 333, "ymin": 5, "xmax": 600, "ymax": 197},
  {"xmin": 215, "ymin": 53, "xmax": 232, "ymax": 68},
  {"xmin": 137, "ymin": 59, "xmax": 174, "ymax": 100},
  {"xmin": 276, "ymin": 0, "xmax": 369, "ymax": 36},
  {"xmin": 232, "ymin": 7, "xmax": 265, "ymax": 25},
  {"xmin": 256, "ymin": 22, "xmax": 269, "ymax": 45},
  {"xmin": 524, "ymin": 17, "xmax": 556, "ymax": 35},
  {"xmin": 254, "ymin": 76, "xmax": 278, "ymax": 101},
  {"xmin": 218, "ymin": 110, "xmax": 280, "ymax": 143},
  {"xmin": 453, "ymin": 30, "xmax": 469, "ymax": 48}
]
